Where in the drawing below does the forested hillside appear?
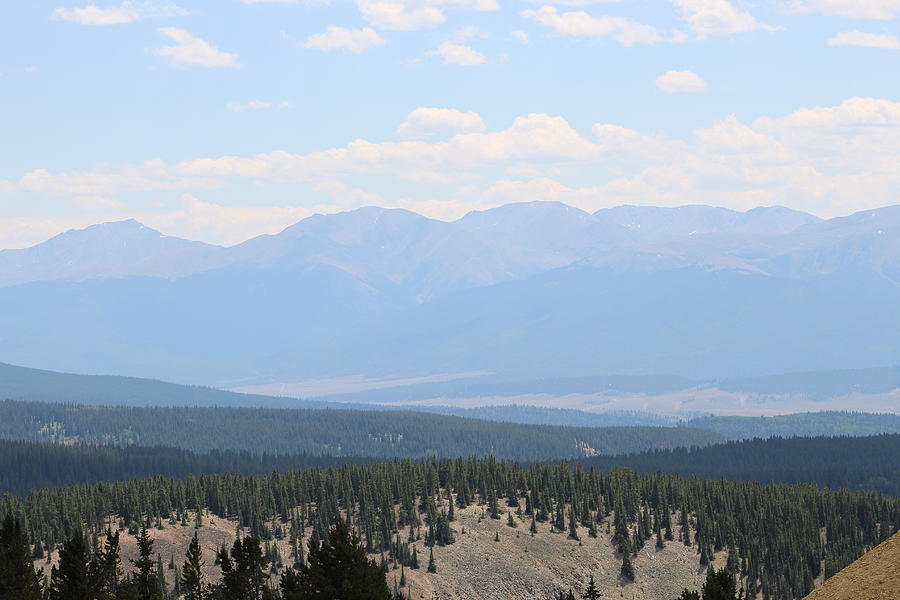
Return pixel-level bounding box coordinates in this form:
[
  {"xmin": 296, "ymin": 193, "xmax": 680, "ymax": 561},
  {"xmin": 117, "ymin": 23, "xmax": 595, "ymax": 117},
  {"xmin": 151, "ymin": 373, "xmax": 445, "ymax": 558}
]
[
  {"xmin": 0, "ymin": 439, "xmax": 363, "ymax": 496},
  {"xmin": 5, "ymin": 433, "xmax": 900, "ymax": 498},
  {"xmin": 584, "ymin": 434, "xmax": 900, "ymax": 496},
  {"xmin": 3, "ymin": 458, "xmax": 898, "ymax": 600},
  {"xmin": 0, "ymin": 400, "xmax": 722, "ymax": 460},
  {"xmin": 687, "ymin": 412, "xmax": 900, "ymax": 440}
]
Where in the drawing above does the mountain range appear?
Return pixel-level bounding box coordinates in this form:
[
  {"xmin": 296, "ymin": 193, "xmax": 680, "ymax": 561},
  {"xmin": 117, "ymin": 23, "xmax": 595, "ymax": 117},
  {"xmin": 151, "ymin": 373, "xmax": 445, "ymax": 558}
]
[{"xmin": 0, "ymin": 202, "xmax": 897, "ymax": 385}]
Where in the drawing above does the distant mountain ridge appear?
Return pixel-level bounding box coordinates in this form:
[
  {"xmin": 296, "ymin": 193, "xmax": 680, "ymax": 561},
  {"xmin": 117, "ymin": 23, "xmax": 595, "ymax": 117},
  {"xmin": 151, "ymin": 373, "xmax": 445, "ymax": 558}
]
[{"xmin": 0, "ymin": 202, "xmax": 896, "ymax": 384}]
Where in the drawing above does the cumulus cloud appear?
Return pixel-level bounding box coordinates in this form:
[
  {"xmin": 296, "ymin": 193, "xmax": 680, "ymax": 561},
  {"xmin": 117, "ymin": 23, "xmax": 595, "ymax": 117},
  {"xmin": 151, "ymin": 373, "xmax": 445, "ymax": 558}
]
[
  {"xmin": 511, "ymin": 30, "xmax": 529, "ymax": 44},
  {"xmin": 450, "ymin": 24, "xmax": 490, "ymax": 42},
  {"xmin": 74, "ymin": 195, "xmax": 124, "ymax": 210},
  {"xmin": 828, "ymin": 30, "xmax": 900, "ymax": 49},
  {"xmin": 145, "ymin": 195, "xmax": 316, "ymax": 245},
  {"xmin": 14, "ymin": 159, "xmax": 217, "ymax": 196},
  {"xmin": 355, "ymin": 0, "xmax": 497, "ymax": 31},
  {"xmin": 303, "ymin": 26, "xmax": 387, "ymax": 52},
  {"xmin": 51, "ymin": 1, "xmax": 188, "ymax": 25},
  {"xmin": 672, "ymin": 0, "xmax": 783, "ymax": 38},
  {"xmin": 356, "ymin": 1, "xmax": 447, "ymax": 30},
  {"xmin": 786, "ymin": 0, "xmax": 900, "ymax": 19},
  {"xmin": 656, "ymin": 70, "xmax": 707, "ymax": 93},
  {"xmin": 7, "ymin": 98, "xmax": 900, "ymax": 224},
  {"xmin": 427, "ymin": 43, "xmax": 487, "ymax": 65},
  {"xmin": 153, "ymin": 28, "xmax": 239, "ymax": 68},
  {"xmin": 521, "ymin": 5, "xmax": 666, "ymax": 46},
  {"xmin": 397, "ymin": 108, "xmax": 487, "ymax": 138},
  {"xmin": 755, "ymin": 96, "xmax": 900, "ymax": 130}
]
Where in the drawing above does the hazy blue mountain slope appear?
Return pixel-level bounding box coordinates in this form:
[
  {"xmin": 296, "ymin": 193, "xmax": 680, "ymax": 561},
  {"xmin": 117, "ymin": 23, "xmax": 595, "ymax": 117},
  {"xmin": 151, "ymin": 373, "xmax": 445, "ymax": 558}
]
[
  {"xmin": 0, "ymin": 362, "xmax": 336, "ymax": 408},
  {"xmin": 0, "ymin": 203, "xmax": 896, "ymax": 383},
  {"xmin": 0, "ymin": 262, "xmax": 402, "ymax": 382},
  {"xmin": 302, "ymin": 266, "xmax": 900, "ymax": 379},
  {"xmin": 0, "ymin": 220, "xmax": 222, "ymax": 287},
  {"xmin": 592, "ymin": 205, "xmax": 820, "ymax": 239}
]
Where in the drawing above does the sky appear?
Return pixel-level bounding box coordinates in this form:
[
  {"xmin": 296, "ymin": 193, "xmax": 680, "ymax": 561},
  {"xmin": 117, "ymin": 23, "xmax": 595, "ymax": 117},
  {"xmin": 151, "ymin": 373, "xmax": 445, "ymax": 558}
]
[{"xmin": 0, "ymin": 0, "xmax": 898, "ymax": 248}]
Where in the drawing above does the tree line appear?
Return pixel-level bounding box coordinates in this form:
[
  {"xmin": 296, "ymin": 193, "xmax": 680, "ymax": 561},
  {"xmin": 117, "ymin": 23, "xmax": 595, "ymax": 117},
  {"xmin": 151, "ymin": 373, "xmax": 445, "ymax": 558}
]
[
  {"xmin": 0, "ymin": 399, "xmax": 722, "ymax": 460},
  {"xmin": 583, "ymin": 433, "xmax": 900, "ymax": 496},
  {"xmin": 4, "ymin": 432, "xmax": 900, "ymax": 497}
]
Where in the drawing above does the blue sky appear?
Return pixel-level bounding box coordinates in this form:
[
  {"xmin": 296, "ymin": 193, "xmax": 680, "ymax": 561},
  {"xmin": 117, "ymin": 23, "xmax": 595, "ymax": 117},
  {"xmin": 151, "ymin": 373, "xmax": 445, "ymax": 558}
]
[{"xmin": 0, "ymin": 0, "xmax": 898, "ymax": 247}]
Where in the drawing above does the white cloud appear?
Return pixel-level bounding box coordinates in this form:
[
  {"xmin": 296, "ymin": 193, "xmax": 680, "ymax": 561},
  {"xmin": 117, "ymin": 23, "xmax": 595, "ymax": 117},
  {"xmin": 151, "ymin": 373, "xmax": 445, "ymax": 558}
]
[
  {"xmin": 15, "ymin": 159, "xmax": 217, "ymax": 196},
  {"xmin": 672, "ymin": 0, "xmax": 783, "ymax": 38},
  {"xmin": 693, "ymin": 115, "xmax": 791, "ymax": 157},
  {"xmin": 355, "ymin": 0, "xmax": 497, "ymax": 31},
  {"xmin": 450, "ymin": 24, "xmax": 490, "ymax": 42},
  {"xmin": 397, "ymin": 107, "xmax": 487, "ymax": 137},
  {"xmin": 303, "ymin": 26, "xmax": 387, "ymax": 53},
  {"xmin": 242, "ymin": 0, "xmax": 298, "ymax": 3},
  {"xmin": 828, "ymin": 30, "xmax": 900, "ymax": 49},
  {"xmin": 153, "ymin": 28, "xmax": 239, "ymax": 68},
  {"xmin": 25, "ymin": 66, "xmax": 39, "ymax": 73},
  {"xmin": 755, "ymin": 96, "xmax": 900, "ymax": 130},
  {"xmin": 427, "ymin": 42, "xmax": 487, "ymax": 65},
  {"xmin": 785, "ymin": 0, "xmax": 900, "ymax": 19},
  {"xmin": 521, "ymin": 5, "xmax": 666, "ymax": 46},
  {"xmin": 51, "ymin": 1, "xmax": 188, "ymax": 26},
  {"xmin": 311, "ymin": 181, "xmax": 385, "ymax": 208},
  {"xmin": 529, "ymin": 0, "xmax": 630, "ymax": 4},
  {"xmin": 511, "ymin": 30, "xmax": 529, "ymax": 44},
  {"xmin": 174, "ymin": 114, "xmax": 602, "ymax": 179},
  {"xmin": 146, "ymin": 195, "xmax": 316, "ymax": 245},
  {"xmin": 74, "ymin": 195, "xmax": 124, "ymax": 210},
  {"xmin": 356, "ymin": 1, "xmax": 446, "ymax": 30},
  {"xmin": 7, "ymin": 98, "xmax": 900, "ymax": 223},
  {"xmin": 656, "ymin": 70, "xmax": 708, "ymax": 93},
  {"xmin": 227, "ymin": 100, "xmax": 272, "ymax": 112}
]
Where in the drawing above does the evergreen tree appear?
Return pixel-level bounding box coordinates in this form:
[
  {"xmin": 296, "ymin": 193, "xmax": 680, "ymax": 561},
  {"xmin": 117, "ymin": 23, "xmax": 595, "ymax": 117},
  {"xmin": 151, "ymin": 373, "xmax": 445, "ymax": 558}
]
[
  {"xmin": 427, "ymin": 547, "xmax": 436, "ymax": 573},
  {"xmin": 180, "ymin": 533, "xmax": 206, "ymax": 600},
  {"xmin": 48, "ymin": 529, "xmax": 91, "ymax": 600},
  {"xmin": 581, "ymin": 574, "xmax": 601, "ymax": 600},
  {"xmin": 218, "ymin": 537, "xmax": 269, "ymax": 600},
  {"xmin": 156, "ymin": 553, "xmax": 168, "ymax": 599},
  {"xmin": 280, "ymin": 518, "xmax": 391, "ymax": 600},
  {"xmin": 131, "ymin": 527, "xmax": 162, "ymax": 600},
  {"xmin": 94, "ymin": 528, "xmax": 123, "ymax": 600},
  {"xmin": 568, "ymin": 507, "xmax": 579, "ymax": 541},
  {"xmin": 700, "ymin": 567, "xmax": 739, "ymax": 600},
  {"xmin": 0, "ymin": 514, "xmax": 43, "ymax": 600},
  {"xmin": 620, "ymin": 546, "xmax": 635, "ymax": 581}
]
